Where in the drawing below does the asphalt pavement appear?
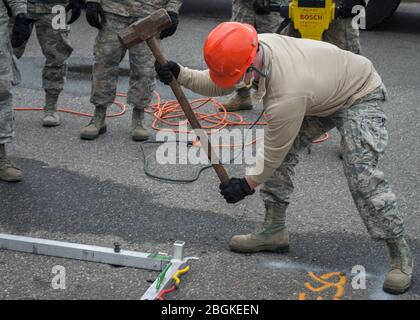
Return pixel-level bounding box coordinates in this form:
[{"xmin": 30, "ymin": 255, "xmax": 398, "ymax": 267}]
[{"xmin": 0, "ymin": 3, "xmax": 419, "ymax": 300}]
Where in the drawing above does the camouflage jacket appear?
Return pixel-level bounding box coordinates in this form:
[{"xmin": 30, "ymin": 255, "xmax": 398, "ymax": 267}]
[
  {"xmin": 26, "ymin": 1, "xmax": 68, "ymax": 14},
  {"xmin": 88, "ymin": 0, "xmax": 183, "ymax": 18},
  {"xmin": 28, "ymin": 0, "xmax": 67, "ymax": 3},
  {"xmin": 0, "ymin": 0, "xmax": 27, "ymax": 17}
]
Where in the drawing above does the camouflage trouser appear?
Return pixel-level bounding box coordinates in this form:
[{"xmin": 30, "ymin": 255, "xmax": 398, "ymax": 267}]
[
  {"xmin": 281, "ymin": 17, "xmax": 361, "ymax": 54},
  {"xmin": 0, "ymin": 15, "xmax": 14, "ymax": 145},
  {"xmin": 231, "ymin": 0, "xmax": 282, "ymax": 33},
  {"xmin": 13, "ymin": 3, "xmax": 73, "ymax": 97},
  {"xmin": 260, "ymin": 85, "xmax": 404, "ymax": 240},
  {"xmin": 91, "ymin": 13, "xmax": 156, "ymax": 110}
]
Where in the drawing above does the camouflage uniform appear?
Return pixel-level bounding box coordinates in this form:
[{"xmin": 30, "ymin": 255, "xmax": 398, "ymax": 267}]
[
  {"xmin": 14, "ymin": 1, "xmax": 73, "ymax": 100},
  {"xmin": 89, "ymin": 0, "xmax": 183, "ymax": 111},
  {"xmin": 280, "ymin": 0, "xmax": 361, "ymax": 54},
  {"xmin": 232, "ymin": 0, "xmax": 281, "ymax": 33},
  {"xmin": 0, "ymin": 0, "xmax": 27, "ymax": 144},
  {"xmin": 260, "ymin": 85, "xmax": 404, "ymax": 240}
]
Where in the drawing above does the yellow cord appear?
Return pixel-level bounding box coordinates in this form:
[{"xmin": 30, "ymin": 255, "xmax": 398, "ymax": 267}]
[{"xmin": 172, "ymin": 266, "xmax": 190, "ymax": 286}]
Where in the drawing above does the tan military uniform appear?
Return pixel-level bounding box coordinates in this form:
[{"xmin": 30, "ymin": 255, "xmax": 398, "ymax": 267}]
[{"xmin": 176, "ymin": 34, "xmax": 403, "ymax": 241}]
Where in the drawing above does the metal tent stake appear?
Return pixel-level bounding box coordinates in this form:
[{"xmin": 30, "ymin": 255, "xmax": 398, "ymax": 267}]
[{"xmin": 0, "ymin": 234, "xmax": 196, "ymax": 300}]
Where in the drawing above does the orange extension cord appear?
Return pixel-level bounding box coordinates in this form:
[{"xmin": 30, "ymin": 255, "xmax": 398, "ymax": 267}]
[{"xmin": 13, "ymin": 91, "xmax": 329, "ymax": 145}]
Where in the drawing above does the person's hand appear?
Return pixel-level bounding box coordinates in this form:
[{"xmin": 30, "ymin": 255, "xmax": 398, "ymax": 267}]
[
  {"xmin": 220, "ymin": 178, "xmax": 255, "ymax": 204},
  {"xmin": 154, "ymin": 61, "xmax": 180, "ymax": 85},
  {"xmin": 11, "ymin": 13, "xmax": 33, "ymax": 48},
  {"xmin": 160, "ymin": 11, "xmax": 179, "ymax": 39},
  {"xmin": 86, "ymin": 1, "xmax": 105, "ymax": 29},
  {"xmin": 66, "ymin": 0, "xmax": 85, "ymax": 25},
  {"xmin": 338, "ymin": 0, "xmax": 365, "ymax": 18},
  {"xmin": 253, "ymin": 0, "xmax": 271, "ymax": 15}
]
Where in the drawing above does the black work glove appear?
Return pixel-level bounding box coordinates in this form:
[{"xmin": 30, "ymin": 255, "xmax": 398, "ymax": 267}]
[
  {"xmin": 160, "ymin": 11, "xmax": 179, "ymax": 39},
  {"xmin": 66, "ymin": 0, "xmax": 85, "ymax": 25},
  {"xmin": 338, "ymin": 0, "xmax": 365, "ymax": 18},
  {"xmin": 220, "ymin": 178, "xmax": 255, "ymax": 204},
  {"xmin": 86, "ymin": 1, "xmax": 106, "ymax": 29},
  {"xmin": 253, "ymin": 0, "xmax": 271, "ymax": 15},
  {"xmin": 154, "ymin": 61, "xmax": 180, "ymax": 85},
  {"xmin": 11, "ymin": 13, "xmax": 33, "ymax": 48}
]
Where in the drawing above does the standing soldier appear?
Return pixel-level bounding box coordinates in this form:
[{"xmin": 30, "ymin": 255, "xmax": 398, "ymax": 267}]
[
  {"xmin": 279, "ymin": 0, "xmax": 364, "ymax": 54},
  {"xmin": 80, "ymin": 0, "xmax": 182, "ymax": 141},
  {"xmin": 0, "ymin": 0, "xmax": 31, "ymax": 182},
  {"xmin": 13, "ymin": 0, "xmax": 82, "ymax": 127},
  {"xmin": 223, "ymin": 0, "xmax": 282, "ymax": 112}
]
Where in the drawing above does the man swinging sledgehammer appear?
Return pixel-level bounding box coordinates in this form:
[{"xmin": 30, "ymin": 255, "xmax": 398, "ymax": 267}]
[{"xmin": 154, "ymin": 22, "xmax": 413, "ymax": 295}]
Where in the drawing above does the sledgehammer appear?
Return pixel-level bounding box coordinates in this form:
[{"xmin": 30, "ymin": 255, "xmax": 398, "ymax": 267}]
[{"xmin": 118, "ymin": 9, "xmax": 229, "ymax": 183}]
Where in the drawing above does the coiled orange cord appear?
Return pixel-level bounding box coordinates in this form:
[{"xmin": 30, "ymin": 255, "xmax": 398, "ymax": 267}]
[{"xmin": 13, "ymin": 90, "xmax": 329, "ymax": 145}]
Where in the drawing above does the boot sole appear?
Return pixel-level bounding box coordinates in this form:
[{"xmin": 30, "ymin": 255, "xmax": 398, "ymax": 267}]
[
  {"xmin": 80, "ymin": 126, "xmax": 107, "ymax": 140},
  {"xmin": 132, "ymin": 135, "xmax": 150, "ymax": 142},
  {"xmin": 43, "ymin": 122, "xmax": 61, "ymax": 127},
  {"xmin": 0, "ymin": 176, "xmax": 22, "ymax": 183},
  {"xmin": 230, "ymin": 244, "xmax": 290, "ymax": 254},
  {"xmin": 383, "ymin": 283, "xmax": 411, "ymax": 295}
]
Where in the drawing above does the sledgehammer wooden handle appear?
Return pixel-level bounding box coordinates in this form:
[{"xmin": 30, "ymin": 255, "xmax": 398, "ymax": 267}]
[{"xmin": 147, "ymin": 37, "xmax": 230, "ymax": 184}]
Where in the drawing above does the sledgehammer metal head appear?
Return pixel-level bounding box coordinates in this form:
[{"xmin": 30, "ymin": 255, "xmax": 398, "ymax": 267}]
[{"xmin": 118, "ymin": 9, "xmax": 172, "ymax": 48}]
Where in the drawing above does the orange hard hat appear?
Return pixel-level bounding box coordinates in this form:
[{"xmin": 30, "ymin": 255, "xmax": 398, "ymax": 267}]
[{"xmin": 203, "ymin": 22, "xmax": 259, "ymax": 89}]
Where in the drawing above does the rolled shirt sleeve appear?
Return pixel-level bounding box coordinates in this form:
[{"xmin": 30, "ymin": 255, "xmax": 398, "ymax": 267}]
[{"xmin": 177, "ymin": 66, "xmax": 235, "ymax": 98}]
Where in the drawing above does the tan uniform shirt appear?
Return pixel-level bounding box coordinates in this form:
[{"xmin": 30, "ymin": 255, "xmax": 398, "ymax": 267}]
[{"xmin": 178, "ymin": 34, "xmax": 382, "ymax": 184}]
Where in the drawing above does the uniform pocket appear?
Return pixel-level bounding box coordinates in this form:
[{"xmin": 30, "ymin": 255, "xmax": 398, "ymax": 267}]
[
  {"xmin": 360, "ymin": 116, "xmax": 389, "ymax": 154},
  {"xmin": 0, "ymin": 45, "xmax": 12, "ymax": 82}
]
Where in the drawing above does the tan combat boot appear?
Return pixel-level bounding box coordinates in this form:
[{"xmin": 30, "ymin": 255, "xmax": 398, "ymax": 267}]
[
  {"xmin": 0, "ymin": 144, "xmax": 22, "ymax": 182},
  {"xmin": 131, "ymin": 108, "xmax": 149, "ymax": 141},
  {"xmin": 229, "ymin": 202, "xmax": 289, "ymax": 253},
  {"xmin": 220, "ymin": 88, "xmax": 253, "ymax": 112},
  {"xmin": 42, "ymin": 94, "xmax": 61, "ymax": 127},
  {"xmin": 383, "ymin": 237, "xmax": 413, "ymax": 294},
  {"xmin": 80, "ymin": 106, "xmax": 107, "ymax": 140}
]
